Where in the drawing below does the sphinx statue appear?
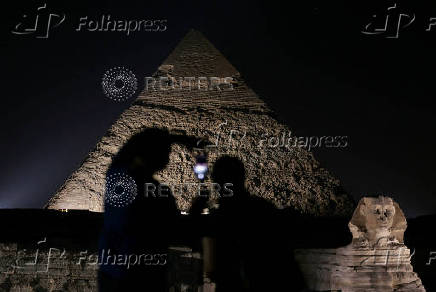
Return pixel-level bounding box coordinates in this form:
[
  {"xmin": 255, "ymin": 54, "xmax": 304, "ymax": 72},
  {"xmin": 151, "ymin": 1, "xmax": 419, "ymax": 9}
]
[
  {"xmin": 295, "ymin": 196, "xmax": 426, "ymax": 292},
  {"xmin": 349, "ymin": 196, "xmax": 407, "ymax": 248}
]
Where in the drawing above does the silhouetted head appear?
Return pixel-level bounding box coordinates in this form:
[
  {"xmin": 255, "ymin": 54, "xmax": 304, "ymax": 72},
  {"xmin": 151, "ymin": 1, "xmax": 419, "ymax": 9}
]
[
  {"xmin": 212, "ymin": 156, "xmax": 246, "ymax": 194},
  {"xmin": 111, "ymin": 128, "xmax": 172, "ymax": 178}
]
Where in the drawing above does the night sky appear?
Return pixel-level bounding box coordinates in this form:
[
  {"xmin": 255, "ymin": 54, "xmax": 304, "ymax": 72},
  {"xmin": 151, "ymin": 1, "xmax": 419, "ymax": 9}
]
[{"xmin": 1, "ymin": 0, "xmax": 435, "ymax": 217}]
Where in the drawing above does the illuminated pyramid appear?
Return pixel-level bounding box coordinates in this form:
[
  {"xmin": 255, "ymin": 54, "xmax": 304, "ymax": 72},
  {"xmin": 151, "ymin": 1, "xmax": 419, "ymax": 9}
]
[{"xmin": 46, "ymin": 30, "xmax": 353, "ymax": 216}]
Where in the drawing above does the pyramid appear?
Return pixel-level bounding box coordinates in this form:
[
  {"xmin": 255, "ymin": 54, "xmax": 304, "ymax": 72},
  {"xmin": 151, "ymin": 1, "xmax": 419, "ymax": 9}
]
[{"xmin": 46, "ymin": 30, "xmax": 354, "ymax": 216}]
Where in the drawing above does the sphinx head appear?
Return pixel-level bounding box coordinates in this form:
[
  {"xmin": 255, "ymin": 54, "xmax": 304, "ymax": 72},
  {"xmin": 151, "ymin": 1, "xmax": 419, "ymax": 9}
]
[
  {"xmin": 360, "ymin": 196, "xmax": 396, "ymax": 233},
  {"xmin": 349, "ymin": 196, "xmax": 407, "ymax": 247}
]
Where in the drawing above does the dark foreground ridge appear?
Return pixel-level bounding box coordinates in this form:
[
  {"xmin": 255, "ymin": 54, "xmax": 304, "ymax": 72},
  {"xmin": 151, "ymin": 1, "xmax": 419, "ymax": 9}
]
[{"xmin": 0, "ymin": 209, "xmax": 434, "ymax": 291}]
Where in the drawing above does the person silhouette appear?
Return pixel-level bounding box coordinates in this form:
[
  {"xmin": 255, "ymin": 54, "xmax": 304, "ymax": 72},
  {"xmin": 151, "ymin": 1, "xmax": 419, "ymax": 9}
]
[
  {"xmin": 212, "ymin": 156, "xmax": 295, "ymax": 292},
  {"xmin": 98, "ymin": 128, "xmax": 178, "ymax": 292}
]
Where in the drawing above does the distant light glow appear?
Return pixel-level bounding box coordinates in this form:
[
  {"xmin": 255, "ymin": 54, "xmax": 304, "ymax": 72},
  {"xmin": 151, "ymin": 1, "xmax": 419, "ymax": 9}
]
[{"xmin": 194, "ymin": 163, "xmax": 208, "ymax": 180}]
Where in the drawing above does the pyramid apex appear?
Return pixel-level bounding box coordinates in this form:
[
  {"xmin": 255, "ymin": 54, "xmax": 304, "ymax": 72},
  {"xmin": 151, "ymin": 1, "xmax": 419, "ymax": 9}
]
[{"xmin": 160, "ymin": 29, "xmax": 239, "ymax": 78}]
